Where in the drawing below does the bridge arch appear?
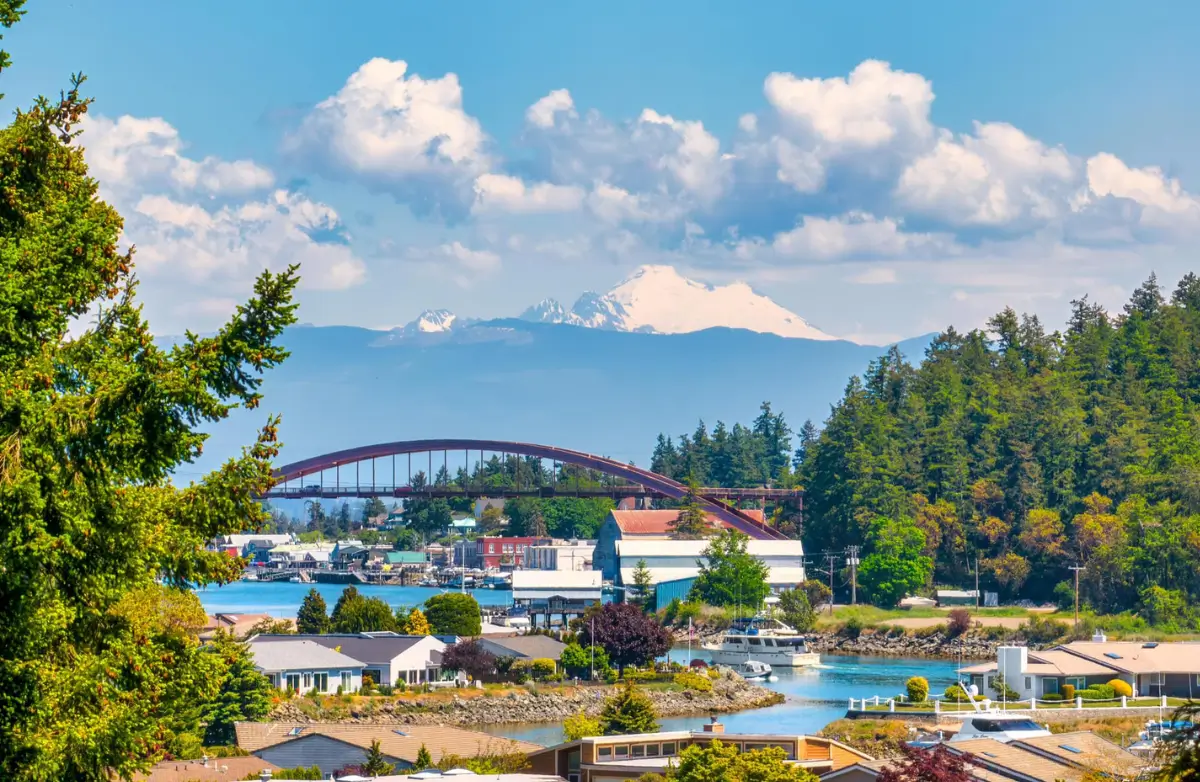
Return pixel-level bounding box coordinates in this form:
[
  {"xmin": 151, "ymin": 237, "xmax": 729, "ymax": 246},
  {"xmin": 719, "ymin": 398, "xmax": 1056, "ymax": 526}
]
[{"xmin": 271, "ymin": 439, "xmax": 788, "ymax": 540}]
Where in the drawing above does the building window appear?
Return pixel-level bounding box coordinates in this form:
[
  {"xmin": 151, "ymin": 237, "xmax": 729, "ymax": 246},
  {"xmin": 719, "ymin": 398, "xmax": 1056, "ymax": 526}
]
[
  {"xmin": 1024, "ymin": 677, "xmax": 1032, "ymax": 690},
  {"xmin": 632, "ymin": 745, "xmax": 646, "ymax": 758},
  {"xmin": 661, "ymin": 742, "xmax": 677, "ymax": 755},
  {"xmin": 1043, "ymin": 678, "xmax": 1059, "ymax": 695},
  {"xmin": 597, "ymin": 747, "xmax": 612, "ymax": 760},
  {"xmin": 285, "ymin": 673, "xmax": 301, "ymax": 691},
  {"xmin": 614, "ymin": 746, "xmax": 629, "ymax": 759},
  {"xmin": 313, "ymin": 673, "xmax": 329, "ymax": 692},
  {"xmin": 644, "ymin": 744, "xmax": 659, "ymax": 757},
  {"xmin": 302, "ymin": 673, "xmax": 312, "ymax": 689},
  {"xmin": 341, "ymin": 671, "xmax": 353, "ymax": 692},
  {"xmin": 1066, "ymin": 677, "xmax": 1086, "ymax": 690}
]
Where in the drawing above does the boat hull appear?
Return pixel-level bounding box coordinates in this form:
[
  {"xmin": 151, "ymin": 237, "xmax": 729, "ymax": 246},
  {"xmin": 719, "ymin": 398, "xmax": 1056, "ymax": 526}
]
[{"xmin": 703, "ymin": 648, "xmax": 821, "ymax": 667}]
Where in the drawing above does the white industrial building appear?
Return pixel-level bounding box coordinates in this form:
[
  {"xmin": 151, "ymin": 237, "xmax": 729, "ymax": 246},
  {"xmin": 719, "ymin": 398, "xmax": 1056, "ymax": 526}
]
[{"xmin": 614, "ymin": 538, "xmax": 806, "ymax": 591}]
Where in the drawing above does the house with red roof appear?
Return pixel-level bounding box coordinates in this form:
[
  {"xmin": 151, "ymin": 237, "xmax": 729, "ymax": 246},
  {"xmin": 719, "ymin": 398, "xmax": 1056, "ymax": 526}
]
[{"xmin": 593, "ymin": 509, "xmax": 764, "ymax": 580}]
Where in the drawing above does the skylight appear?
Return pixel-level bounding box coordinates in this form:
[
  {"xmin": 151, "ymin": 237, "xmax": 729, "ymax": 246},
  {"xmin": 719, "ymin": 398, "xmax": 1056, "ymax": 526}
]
[
  {"xmin": 393, "ymin": 729, "xmax": 408, "ymax": 736},
  {"xmin": 982, "ymin": 752, "xmax": 998, "ymax": 758},
  {"xmin": 287, "ymin": 727, "xmax": 306, "ymax": 736},
  {"xmin": 1060, "ymin": 745, "xmax": 1083, "ymax": 754},
  {"xmin": 1104, "ymin": 652, "xmax": 1123, "ymax": 659}
]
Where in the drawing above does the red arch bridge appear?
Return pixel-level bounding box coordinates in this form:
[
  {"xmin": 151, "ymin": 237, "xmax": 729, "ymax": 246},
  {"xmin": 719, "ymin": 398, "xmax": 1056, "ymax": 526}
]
[{"xmin": 265, "ymin": 439, "xmax": 796, "ymax": 540}]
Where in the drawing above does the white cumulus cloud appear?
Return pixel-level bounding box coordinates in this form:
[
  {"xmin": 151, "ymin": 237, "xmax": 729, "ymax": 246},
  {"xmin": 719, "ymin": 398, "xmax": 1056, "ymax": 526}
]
[
  {"xmin": 472, "ymin": 173, "xmax": 585, "ymax": 214},
  {"xmin": 526, "ymin": 89, "xmax": 577, "ymax": 129}
]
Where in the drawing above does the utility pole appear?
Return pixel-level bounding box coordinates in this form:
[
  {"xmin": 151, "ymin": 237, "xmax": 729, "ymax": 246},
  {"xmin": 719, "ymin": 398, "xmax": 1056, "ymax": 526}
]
[
  {"xmin": 1069, "ymin": 565, "xmax": 1085, "ymax": 625},
  {"xmin": 846, "ymin": 546, "xmax": 860, "ymax": 606},
  {"xmin": 825, "ymin": 552, "xmax": 837, "ymax": 615}
]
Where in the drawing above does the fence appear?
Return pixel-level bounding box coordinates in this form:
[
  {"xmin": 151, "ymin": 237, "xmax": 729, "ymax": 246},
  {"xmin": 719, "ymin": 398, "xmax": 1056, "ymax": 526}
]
[{"xmin": 848, "ymin": 694, "xmax": 1175, "ymax": 714}]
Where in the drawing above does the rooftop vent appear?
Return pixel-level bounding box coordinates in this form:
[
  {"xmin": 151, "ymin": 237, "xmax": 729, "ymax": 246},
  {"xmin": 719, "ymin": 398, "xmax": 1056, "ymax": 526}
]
[{"xmin": 1092, "ymin": 630, "xmax": 1107, "ymax": 643}]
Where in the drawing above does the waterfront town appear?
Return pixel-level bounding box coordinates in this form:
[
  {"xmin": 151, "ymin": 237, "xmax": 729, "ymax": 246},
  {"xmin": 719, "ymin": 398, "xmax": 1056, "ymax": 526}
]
[{"xmin": 148, "ymin": 500, "xmax": 1200, "ymax": 782}]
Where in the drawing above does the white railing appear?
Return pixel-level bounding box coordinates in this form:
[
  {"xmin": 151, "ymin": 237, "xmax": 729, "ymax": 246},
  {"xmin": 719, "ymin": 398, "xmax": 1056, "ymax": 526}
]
[{"xmin": 848, "ymin": 694, "xmax": 1170, "ymax": 713}]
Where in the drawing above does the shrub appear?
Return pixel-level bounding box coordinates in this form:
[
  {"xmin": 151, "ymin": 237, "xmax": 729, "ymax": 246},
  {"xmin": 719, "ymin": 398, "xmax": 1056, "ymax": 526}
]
[
  {"xmin": 1077, "ymin": 688, "xmax": 1102, "ymax": 700},
  {"xmin": 913, "ymin": 623, "xmax": 947, "ymax": 639},
  {"xmin": 841, "ymin": 616, "xmax": 865, "ymax": 639},
  {"xmin": 947, "ymin": 608, "xmax": 971, "ymax": 638},
  {"xmin": 1017, "ymin": 614, "xmax": 1069, "ymax": 645},
  {"xmin": 1061, "ymin": 683, "xmax": 1075, "ymax": 701},
  {"xmin": 1108, "ymin": 679, "xmax": 1132, "ymax": 698},
  {"xmin": 944, "ymin": 684, "xmax": 973, "ymax": 703},
  {"xmin": 1039, "ymin": 693, "xmax": 1063, "ymax": 702},
  {"xmin": 530, "ymin": 658, "xmax": 557, "ymax": 680},
  {"xmin": 905, "ymin": 676, "xmax": 930, "ymax": 703},
  {"xmin": 1091, "ymin": 684, "xmax": 1116, "ymax": 699},
  {"xmin": 673, "ymin": 672, "xmax": 713, "ymax": 692}
]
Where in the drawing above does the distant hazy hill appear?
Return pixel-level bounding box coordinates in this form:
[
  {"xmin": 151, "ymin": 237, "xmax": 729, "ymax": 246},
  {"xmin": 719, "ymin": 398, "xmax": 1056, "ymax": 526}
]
[{"xmin": 190, "ymin": 320, "xmax": 932, "ymax": 479}]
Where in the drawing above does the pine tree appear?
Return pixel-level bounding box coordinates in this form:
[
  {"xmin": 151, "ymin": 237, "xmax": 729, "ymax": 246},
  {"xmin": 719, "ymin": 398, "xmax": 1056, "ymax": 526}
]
[
  {"xmin": 670, "ymin": 477, "xmax": 712, "ymax": 540},
  {"xmin": 600, "ymin": 682, "xmax": 659, "ymax": 735},
  {"xmin": 414, "ymin": 744, "xmax": 433, "ymax": 770},
  {"xmin": 296, "ymin": 588, "xmax": 329, "ymax": 634},
  {"xmin": 202, "ymin": 631, "xmax": 276, "ymax": 746},
  {"xmin": 631, "ymin": 559, "xmax": 653, "ymax": 604},
  {"xmin": 362, "ymin": 739, "xmax": 396, "ymax": 776}
]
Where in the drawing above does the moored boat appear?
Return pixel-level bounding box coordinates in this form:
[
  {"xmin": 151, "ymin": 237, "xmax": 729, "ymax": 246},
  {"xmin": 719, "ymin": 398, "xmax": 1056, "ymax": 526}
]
[
  {"xmin": 702, "ymin": 616, "xmax": 821, "ymax": 667},
  {"xmin": 732, "ymin": 659, "xmax": 773, "ymax": 681}
]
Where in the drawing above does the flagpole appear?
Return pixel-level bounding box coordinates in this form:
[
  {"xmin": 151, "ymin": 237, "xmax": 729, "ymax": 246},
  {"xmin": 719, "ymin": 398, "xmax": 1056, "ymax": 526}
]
[{"xmin": 688, "ymin": 617, "xmax": 693, "ymax": 667}]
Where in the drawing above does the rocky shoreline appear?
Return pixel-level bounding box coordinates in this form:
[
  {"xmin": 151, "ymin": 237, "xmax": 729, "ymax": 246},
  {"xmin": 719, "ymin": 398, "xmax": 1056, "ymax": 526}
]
[
  {"xmin": 269, "ymin": 672, "xmax": 784, "ymax": 727},
  {"xmin": 671, "ymin": 628, "xmax": 998, "ymax": 660}
]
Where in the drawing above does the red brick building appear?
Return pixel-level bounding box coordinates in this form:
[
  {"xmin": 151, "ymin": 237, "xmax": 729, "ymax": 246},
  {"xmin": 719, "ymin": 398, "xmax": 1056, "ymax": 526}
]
[{"xmin": 471, "ymin": 536, "xmax": 552, "ymax": 569}]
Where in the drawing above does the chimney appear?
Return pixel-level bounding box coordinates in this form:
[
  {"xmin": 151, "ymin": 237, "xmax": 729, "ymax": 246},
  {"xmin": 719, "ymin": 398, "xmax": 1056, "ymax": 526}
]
[
  {"xmin": 702, "ymin": 714, "xmax": 724, "ymax": 734},
  {"xmin": 1092, "ymin": 629, "xmax": 1107, "ymax": 643}
]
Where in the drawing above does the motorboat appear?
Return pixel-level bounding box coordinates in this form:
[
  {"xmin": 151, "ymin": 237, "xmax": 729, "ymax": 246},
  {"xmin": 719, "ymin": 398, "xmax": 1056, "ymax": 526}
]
[
  {"xmin": 732, "ymin": 659, "xmax": 773, "ymax": 681},
  {"xmin": 702, "ymin": 616, "xmax": 820, "ymax": 667},
  {"xmin": 1128, "ymin": 719, "xmax": 1193, "ymax": 756},
  {"xmin": 948, "ymin": 715, "xmax": 1053, "ymax": 744}
]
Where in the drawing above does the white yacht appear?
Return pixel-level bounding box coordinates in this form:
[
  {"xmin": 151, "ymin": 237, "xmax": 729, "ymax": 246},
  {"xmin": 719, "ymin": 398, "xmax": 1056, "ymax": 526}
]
[
  {"xmin": 702, "ymin": 617, "xmax": 821, "ymax": 667},
  {"xmin": 948, "ymin": 715, "xmax": 1053, "ymax": 744},
  {"xmin": 732, "ymin": 659, "xmax": 773, "ymax": 681}
]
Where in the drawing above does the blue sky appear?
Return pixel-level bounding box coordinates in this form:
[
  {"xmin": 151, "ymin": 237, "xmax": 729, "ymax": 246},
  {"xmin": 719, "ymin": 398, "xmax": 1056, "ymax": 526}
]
[{"xmin": 8, "ymin": 0, "xmax": 1200, "ymax": 342}]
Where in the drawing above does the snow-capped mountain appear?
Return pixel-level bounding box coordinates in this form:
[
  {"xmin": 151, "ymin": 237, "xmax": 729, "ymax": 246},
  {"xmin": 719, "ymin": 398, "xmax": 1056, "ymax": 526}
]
[
  {"xmin": 519, "ymin": 265, "xmax": 836, "ymax": 340},
  {"xmin": 398, "ymin": 308, "xmax": 457, "ymax": 335},
  {"xmin": 393, "ymin": 265, "xmax": 837, "ymax": 341}
]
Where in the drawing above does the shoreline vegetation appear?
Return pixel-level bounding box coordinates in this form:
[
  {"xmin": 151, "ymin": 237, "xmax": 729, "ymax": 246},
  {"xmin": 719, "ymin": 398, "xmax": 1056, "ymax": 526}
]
[{"xmin": 266, "ymin": 670, "xmax": 784, "ymax": 727}]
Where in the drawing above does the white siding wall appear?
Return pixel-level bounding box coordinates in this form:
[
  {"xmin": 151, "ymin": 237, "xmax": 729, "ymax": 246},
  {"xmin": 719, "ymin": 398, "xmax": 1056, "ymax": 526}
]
[{"xmin": 267, "ymin": 667, "xmax": 362, "ymax": 694}]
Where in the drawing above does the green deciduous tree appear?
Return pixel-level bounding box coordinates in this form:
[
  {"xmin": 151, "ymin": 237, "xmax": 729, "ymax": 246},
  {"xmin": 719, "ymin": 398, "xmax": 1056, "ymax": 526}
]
[
  {"xmin": 330, "ymin": 586, "xmax": 397, "ymax": 633},
  {"xmin": 858, "ymin": 516, "xmax": 933, "ymax": 607},
  {"xmin": 563, "ymin": 711, "xmax": 603, "ymax": 741},
  {"xmin": 776, "ymin": 588, "xmax": 817, "ymax": 632},
  {"xmin": 424, "ymin": 592, "xmax": 482, "ymax": 636},
  {"xmin": 0, "ymin": 20, "xmax": 301, "ymax": 775},
  {"xmin": 667, "ymin": 739, "xmax": 818, "ymax": 782},
  {"xmin": 599, "ymin": 682, "xmax": 659, "ymax": 735},
  {"xmin": 689, "ymin": 530, "xmax": 770, "ymax": 609}
]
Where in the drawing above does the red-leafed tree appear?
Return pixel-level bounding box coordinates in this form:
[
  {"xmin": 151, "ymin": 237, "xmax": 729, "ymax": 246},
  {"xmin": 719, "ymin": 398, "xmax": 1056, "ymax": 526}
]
[
  {"xmin": 441, "ymin": 638, "xmax": 497, "ymax": 680},
  {"xmin": 878, "ymin": 745, "xmax": 973, "ymax": 782},
  {"xmin": 580, "ymin": 603, "xmax": 672, "ymax": 675}
]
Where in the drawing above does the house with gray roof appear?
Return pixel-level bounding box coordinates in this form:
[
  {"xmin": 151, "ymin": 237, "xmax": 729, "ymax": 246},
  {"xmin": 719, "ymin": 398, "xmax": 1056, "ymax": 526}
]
[
  {"xmin": 247, "ymin": 639, "xmax": 364, "ymax": 694},
  {"xmin": 477, "ymin": 634, "xmax": 568, "ymax": 664},
  {"xmin": 252, "ymin": 633, "xmax": 447, "ymax": 687}
]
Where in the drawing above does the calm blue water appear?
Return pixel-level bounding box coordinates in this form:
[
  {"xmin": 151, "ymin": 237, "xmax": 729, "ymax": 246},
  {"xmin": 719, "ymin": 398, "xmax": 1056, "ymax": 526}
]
[
  {"xmin": 481, "ymin": 653, "xmax": 962, "ymax": 746},
  {"xmin": 193, "ymin": 580, "xmax": 513, "ymax": 616}
]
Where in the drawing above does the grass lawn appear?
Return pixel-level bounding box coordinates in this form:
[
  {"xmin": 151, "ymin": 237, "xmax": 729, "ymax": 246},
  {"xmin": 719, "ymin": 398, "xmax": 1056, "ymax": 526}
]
[{"xmin": 817, "ymin": 604, "xmax": 1043, "ymax": 625}]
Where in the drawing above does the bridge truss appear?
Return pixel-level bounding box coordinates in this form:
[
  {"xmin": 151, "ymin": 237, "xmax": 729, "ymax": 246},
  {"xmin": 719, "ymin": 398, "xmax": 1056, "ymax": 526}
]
[{"xmin": 267, "ymin": 439, "xmax": 795, "ymax": 541}]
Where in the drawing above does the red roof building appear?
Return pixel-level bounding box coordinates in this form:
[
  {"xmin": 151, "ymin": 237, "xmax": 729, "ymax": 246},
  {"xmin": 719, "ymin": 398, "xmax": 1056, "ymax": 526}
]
[
  {"xmin": 595, "ymin": 508, "xmax": 766, "ymax": 579},
  {"xmin": 472, "ymin": 536, "xmax": 552, "ymax": 569}
]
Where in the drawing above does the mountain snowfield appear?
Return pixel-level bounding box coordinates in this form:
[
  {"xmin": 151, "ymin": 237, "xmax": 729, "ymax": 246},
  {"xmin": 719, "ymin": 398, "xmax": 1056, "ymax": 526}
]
[{"xmin": 398, "ymin": 264, "xmax": 839, "ymax": 341}]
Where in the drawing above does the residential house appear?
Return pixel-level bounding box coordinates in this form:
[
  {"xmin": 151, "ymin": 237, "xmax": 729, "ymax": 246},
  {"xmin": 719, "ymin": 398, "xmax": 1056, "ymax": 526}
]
[
  {"xmin": 593, "ymin": 510, "xmax": 763, "ymax": 580},
  {"xmin": 473, "ymin": 536, "xmax": 552, "ymax": 569},
  {"xmin": 373, "ymin": 776, "xmax": 563, "ymax": 782},
  {"xmin": 200, "ymin": 613, "xmax": 293, "ymax": 641},
  {"xmin": 247, "ymin": 639, "xmax": 364, "ymax": 694},
  {"xmin": 425, "ymin": 543, "xmax": 453, "ymax": 566},
  {"xmin": 135, "ymin": 757, "xmax": 282, "ymax": 781},
  {"xmin": 212, "ymin": 533, "xmax": 294, "ymax": 557},
  {"xmin": 526, "ymin": 721, "xmax": 871, "ymax": 782},
  {"xmin": 527, "ymin": 541, "xmax": 595, "ymax": 571},
  {"xmin": 235, "ymin": 722, "xmax": 543, "ymax": 778},
  {"xmin": 253, "ymin": 633, "xmax": 447, "ymax": 687},
  {"xmin": 476, "ymin": 634, "xmax": 569, "ymax": 667},
  {"xmin": 371, "ymin": 550, "xmax": 431, "ymax": 572},
  {"xmin": 961, "ymin": 634, "xmax": 1200, "ymax": 699},
  {"xmin": 823, "ymin": 731, "xmax": 1147, "ymax": 782},
  {"xmin": 262, "ymin": 542, "xmax": 336, "ymax": 569},
  {"xmin": 331, "ymin": 540, "xmax": 369, "ymax": 568},
  {"xmin": 613, "ymin": 538, "xmax": 806, "ymax": 593}
]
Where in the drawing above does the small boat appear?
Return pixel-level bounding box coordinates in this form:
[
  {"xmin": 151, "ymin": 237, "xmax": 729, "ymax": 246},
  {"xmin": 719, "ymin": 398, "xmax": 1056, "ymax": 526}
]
[
  {"xmin": 241, "ymin": 573, "xmax": 258, "ymax": 582},
  {"xmin": 948, "ymin": 715, "xmax": 1052, "ymax": 744},
  {"xmin": 288, "ymin": 575, "xmax": 301, "ymax": 583},
  {"xmin": 732, "ymin": 660, "xmax": 773, "ymax": 681}
]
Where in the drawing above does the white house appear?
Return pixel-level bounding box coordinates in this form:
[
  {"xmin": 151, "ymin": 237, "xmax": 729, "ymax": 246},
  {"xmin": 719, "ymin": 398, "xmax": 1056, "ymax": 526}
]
[
  {"xmin": 248, "ymin": 639, "xmax": 364, "ymax": 694},
  {"xmin": 257, "ymin": 633, "xmax": 448, "ymax": 687},
  {"xmin": 614, "ymin": 538, "xmax": 806, "ymax": 592},
  {"xmin": 527, "ymin": 541, "xmax": 595, "ymax": 571},
  {"xmin": 960, "ymin": 634, "xmax": 1200, "ymax": 700}
]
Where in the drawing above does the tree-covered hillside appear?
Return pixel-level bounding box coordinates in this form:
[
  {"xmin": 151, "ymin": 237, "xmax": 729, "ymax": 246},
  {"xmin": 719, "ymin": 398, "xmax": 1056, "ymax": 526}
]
[{"xmin": 798, "ymin": 274, "xmax": 1200, "ymax": 615}]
